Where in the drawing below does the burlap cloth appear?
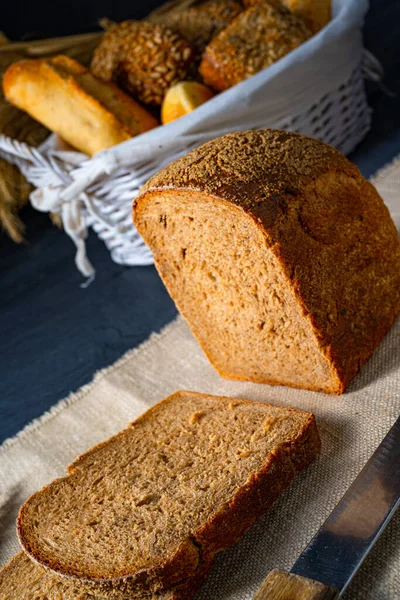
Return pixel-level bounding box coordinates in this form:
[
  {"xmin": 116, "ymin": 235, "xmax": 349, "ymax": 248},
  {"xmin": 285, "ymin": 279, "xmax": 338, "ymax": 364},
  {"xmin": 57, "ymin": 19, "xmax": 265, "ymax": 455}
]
[{"xmin": 1, "ymin": 157, "xmax": 400, "ymax": 599}]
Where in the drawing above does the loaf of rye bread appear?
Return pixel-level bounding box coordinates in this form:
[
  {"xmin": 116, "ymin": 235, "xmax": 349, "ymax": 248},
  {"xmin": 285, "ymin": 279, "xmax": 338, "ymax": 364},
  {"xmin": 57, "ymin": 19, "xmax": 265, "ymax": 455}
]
[
  {"xmin": 134, "ymin": 130, "xmax": 400, "ymax": 394},
  {"xmin": 199, "ymin": 1, "xmax": 311, "ymax": 92},
  {"xmin": 3, "ymin": 55, "xmax": 158, "ymax": 156},
  {"xmin": 0, "ymin": 552, "xmax": 213, "ymax": 600},
  {"xmin": 17, "ymin": 391, "xmax": 320, "ymax": 598}
]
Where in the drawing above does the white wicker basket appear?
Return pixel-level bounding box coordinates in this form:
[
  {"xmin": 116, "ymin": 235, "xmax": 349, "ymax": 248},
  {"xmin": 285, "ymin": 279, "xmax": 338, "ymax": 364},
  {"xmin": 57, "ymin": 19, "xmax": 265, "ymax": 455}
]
[{"xmin": 0, "ymin": 0, "xmax": 373, "ymax": 278}]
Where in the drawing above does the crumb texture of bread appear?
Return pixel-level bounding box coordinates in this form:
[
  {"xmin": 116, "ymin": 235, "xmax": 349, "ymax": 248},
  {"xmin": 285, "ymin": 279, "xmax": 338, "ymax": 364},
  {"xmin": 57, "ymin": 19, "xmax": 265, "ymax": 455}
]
[
  {"xmin": 0, "ymin": 552, "xmax": 97, "ymax": 600},
  {"xmin": 199, "ymin": 2, "xmax": 311, "ymax": 91},
  {"xmin": 2, "ymin": 55, "xmax": 158, "ymax": 156},
  {"xmin": 134, "ymin": 130, "xmax": 400, "ymax": 394},
  {"xmin": 158, "ymin": 0, "xmax": 243, "ymax": 58},
  {"xmin": 0, "ymin": 551, "xmax": 211, "ymax": 600},
  {"xmin": 91, "ymin": 21, "xmax": 194, "ymax": 106},
  {"xmin": 18, "ymin": 391, "xmax": 319, "ymax": 597}
]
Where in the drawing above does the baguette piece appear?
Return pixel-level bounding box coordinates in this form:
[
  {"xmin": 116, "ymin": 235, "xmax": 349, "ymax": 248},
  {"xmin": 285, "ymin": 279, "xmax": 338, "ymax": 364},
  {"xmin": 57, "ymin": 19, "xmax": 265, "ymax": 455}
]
[
  {"xmin": 17, "ymin": 391, "xmax": 320, "ymax": 597},
  {"xmin": 3, "ymin": 55, "xmax": 158, "ymax": 156},
  {"xmin": 134, "ymin": 130, "xmax": 400, "ymax": 394},
  {"xmin": 0, "ymin": 552, "xmax": 213, "ymax": 600},
  {"xmin": 199, "ymin": 1, "xmax": 311, "ymax": 91}
]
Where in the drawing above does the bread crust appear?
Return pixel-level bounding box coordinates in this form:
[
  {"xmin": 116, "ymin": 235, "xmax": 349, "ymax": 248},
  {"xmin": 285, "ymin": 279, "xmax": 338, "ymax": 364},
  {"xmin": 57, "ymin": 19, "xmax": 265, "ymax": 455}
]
[
  {"xmin": 0, "ymin": 551, "xmax": 214, "ymax": 600},
  {"xmin": 91, "ymin": 21, "xmax": 194, "ymax": 106},
  {"xmin": 3, "ymin": 55, "xmax": 158, "ymax": 156},
  {"xmin": 134, "ymin": 131, "xmax": 400, "ymax": 394},
  {"xmin": 281, "ymin": 0, "xmax": 331, "ymax": 33},
  {"xmin": 17, "ymin": 391, "xmax": 320, "ymax": 597},
  {"xmin": 243, "ymin": 0, "xmax": 331, "ymax": 34},
  {"xmin": 158, "ymin": 0, "xmax": 243, "ymax": 59},
  {"xmin": 199, "ymin": 2, "xmax": 311, "ymax": 91}
]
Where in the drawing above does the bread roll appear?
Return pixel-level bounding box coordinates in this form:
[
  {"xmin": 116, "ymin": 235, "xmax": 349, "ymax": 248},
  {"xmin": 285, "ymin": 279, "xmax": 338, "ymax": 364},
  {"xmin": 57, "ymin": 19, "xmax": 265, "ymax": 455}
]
[
  {"xmin": 134, "ymin": 130, "xmax": 400, "ymax": 394},
  {"xmin": 3, "ymin": 55, "xmax": 158, "ymax": 156},
  {"xmin": 281, "ymin": 0, "xmax": 331, "ymax": 33},
  {"xmin": 158, "ymin": 0, "xmax": 243, "ymax": 58},
  {"xmin": 199, "ymin": 2, "xmax": 311, "ymax": 92},
  {"xmin": 91, "ymin": 21, "xmax": 194, "ymax": 106},
  {"xmin": 244, "ymin": 0, "xmax": 331, "ymax": 33}
]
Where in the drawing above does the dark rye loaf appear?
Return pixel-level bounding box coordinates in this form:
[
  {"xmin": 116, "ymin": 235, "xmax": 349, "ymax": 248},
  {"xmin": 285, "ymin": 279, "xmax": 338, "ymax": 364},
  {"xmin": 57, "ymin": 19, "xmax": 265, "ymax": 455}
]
[
  {"xmin": 17, "ymin": 391, "xmax": 320, "ymax": 598},
  {"xmin": 0, "ymin": 552, "xmax": 212, "ymax": 600},
  {"xmin": 134, "ymin": 130, "xmax": 400, "ymax": 394}
]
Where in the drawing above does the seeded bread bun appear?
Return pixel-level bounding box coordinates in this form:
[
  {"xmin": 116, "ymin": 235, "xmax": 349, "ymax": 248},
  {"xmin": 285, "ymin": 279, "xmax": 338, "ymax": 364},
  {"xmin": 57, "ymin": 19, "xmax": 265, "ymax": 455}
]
[
  {"xmin": 199, "ymin": 1, "xmax": 311, "ymax": 92},
  {"xmin": 91, "ymin": 21, "xmax": 195, "ymax": 106},
  {"xmin": 3, "ymin": 55, "xmax": 158, "ymax": 156},
  {"xmin": 134, "ymin": 130, "xmax": 400, "ymax": 394}
]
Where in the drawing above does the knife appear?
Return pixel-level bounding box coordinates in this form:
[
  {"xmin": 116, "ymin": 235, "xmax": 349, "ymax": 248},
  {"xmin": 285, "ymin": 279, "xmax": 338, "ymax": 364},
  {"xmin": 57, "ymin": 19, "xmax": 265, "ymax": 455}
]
[{"xmin": 254, "ymin": 415, "xmax": 400, "ymax": 600}]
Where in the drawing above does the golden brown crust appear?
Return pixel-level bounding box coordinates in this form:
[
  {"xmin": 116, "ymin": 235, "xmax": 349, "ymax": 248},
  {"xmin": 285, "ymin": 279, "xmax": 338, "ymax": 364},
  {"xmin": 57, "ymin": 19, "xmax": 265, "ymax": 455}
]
[
  {"xmin": 199, "ymin": 2, "xmax": 311, "ymax": 91},
  {"xmin": 3, "ymin": 55, "xmax": 158, "ymax": 156},
  {"xmin": 17, "ymin": 390, "xmax": 319, "ymax": 597},
  {"xmin": 91, "ymin": 21, "xmax": 194, "ymax": 106},
  {"xmin": 135, "ymin": 130, "xmax": 400, "ymax": 394}
]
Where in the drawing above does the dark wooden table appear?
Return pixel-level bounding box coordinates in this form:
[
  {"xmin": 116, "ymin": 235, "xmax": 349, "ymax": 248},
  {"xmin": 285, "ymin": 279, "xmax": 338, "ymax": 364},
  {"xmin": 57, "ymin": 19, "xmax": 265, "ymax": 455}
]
[{"xmin": 1, "ymin": 0, "xmax": 399, "ymax": 443}]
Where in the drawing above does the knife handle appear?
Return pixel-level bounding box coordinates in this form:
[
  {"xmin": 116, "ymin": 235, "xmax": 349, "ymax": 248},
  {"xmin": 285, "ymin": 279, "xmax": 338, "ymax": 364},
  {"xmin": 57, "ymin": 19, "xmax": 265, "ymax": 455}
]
[{"xmin": 254, "ymin": 570, "xmax": 339, "ymax": 600}]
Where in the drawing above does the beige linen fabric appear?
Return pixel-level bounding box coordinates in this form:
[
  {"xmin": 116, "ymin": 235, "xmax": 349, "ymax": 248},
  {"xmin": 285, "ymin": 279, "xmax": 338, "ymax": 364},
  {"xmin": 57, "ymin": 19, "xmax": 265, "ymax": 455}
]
[{"xmin": 1, "ymin": 158, "xmax": 400, "ymax": 599}]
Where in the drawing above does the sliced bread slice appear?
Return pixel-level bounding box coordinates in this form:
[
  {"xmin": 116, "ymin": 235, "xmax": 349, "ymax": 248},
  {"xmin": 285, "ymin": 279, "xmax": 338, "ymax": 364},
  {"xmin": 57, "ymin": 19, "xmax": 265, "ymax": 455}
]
[
  {"xmin": 0, "ymin": 552, "xmax": 101, "ymax": 600},
  {"xmin": 134, "ymin": 130, "xmax": 400, "ymax": 394},
  {"xmin": 18, "ymin": 391, "xmax": 320, "ymax": 597},
  {"xmin": 0, "ymin": 552, "xmax": 212, "ymax": 600}
]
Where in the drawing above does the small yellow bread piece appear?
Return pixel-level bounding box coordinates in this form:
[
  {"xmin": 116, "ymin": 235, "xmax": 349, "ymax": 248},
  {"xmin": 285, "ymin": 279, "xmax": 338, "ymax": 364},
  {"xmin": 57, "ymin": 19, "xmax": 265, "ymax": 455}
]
[
  {"xmin": 161, "ymin": 81, "xmax": 214, "ymax": 124},
  {"xmin": 3, "ymin": 55, "xmax": 159, "ymax": 156}
]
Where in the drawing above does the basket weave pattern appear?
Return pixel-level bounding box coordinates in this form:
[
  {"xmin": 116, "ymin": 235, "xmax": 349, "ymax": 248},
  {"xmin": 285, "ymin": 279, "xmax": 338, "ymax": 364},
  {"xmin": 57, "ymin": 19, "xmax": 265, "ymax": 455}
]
[
  {"xmin": 0, "ymin": 0, "xmax": 372, "ymax": 277},
  {"xmin": 0, "ymin": 62, "xmax": 371, "ymax": 275}
]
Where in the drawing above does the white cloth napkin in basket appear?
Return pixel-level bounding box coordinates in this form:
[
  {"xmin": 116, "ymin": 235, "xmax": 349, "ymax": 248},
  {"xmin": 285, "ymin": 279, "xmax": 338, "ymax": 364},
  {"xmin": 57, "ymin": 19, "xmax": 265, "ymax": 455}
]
[{"xmin": 0, "ymin": 0, "xmax": 371, "ymax": 278}]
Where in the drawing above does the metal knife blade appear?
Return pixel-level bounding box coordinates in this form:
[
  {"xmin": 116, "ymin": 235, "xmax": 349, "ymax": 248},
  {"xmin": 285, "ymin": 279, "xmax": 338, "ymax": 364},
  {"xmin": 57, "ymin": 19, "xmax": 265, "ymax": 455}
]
[
  {"xmin": 254, "ymin": 416, "xmax": 400, "ymax": 600},
  {"xmin": 290, "ymin": 414, "xmax": 400, "ymax": 596}
]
